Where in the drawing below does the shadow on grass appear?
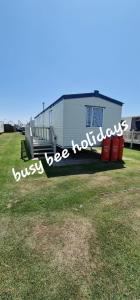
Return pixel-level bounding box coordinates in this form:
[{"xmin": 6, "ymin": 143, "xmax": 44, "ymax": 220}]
[
  {"xmin": 21, "ymin": 140, "xmax": 32, "ymax": 161},
  {"xmin": 41, "ymin": 149, "xmax": 125, "ymax": 178}
]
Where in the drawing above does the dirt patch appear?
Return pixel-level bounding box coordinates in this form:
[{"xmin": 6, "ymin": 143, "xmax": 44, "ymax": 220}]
[
  {"xmin": 101, "ymin": 189, "xmax": 140, "ymax": 209},
  {"xmin": 25, "ymin": 214, "xmax": 100, "ymax": 300},
  {"xmin": 87, "ymin": 173, "xmax": 115, "ymax": 188},
  {"xmin": 135, "ymin": 208, "xmax": 140, "ymax": 218},
  {"xmin": 62, "ymin": 173, "xmax": 115, "ymax": 189},
  {"xmin": 12, "ymin": 176, "xmax": 71, "ymax": 197},
  {"xmin": 25, "ymin": 214, "xmax": 98, "ymax": 277},
  {"xmin": 52, "ymin": 218, "xmax": 93, "ymax": 272},
  {"xmin": 0, "ymin": 217, "xmax": 11, "ymax": 238},
  {"xmin": 11, "ymin": 178, "xmax": 56, "ymax": 197}
]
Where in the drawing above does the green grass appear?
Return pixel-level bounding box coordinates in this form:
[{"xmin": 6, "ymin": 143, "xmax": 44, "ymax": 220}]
[{"xmin": 0, "ymin": 133, "xmax": 140, "ymax": 299}]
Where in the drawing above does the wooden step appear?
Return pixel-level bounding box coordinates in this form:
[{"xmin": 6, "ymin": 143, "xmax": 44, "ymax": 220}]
[
  {"xmin": 33, "ymin": 152, "xmax": 54, "ymax": 158},
  {"xmin": 33, "ymin": 143, "xmax": 52, "ymax": 147},
  {"xmin": 34, "ymin": 151, "xmax": 54, "ymax": 155},
  {"xmin": 33, "ymin": 139, "xmax": 54, "ymax": 159},
  {"xmin": 33, "ymin": 147, "xmax": 53, "ymax": 151}
]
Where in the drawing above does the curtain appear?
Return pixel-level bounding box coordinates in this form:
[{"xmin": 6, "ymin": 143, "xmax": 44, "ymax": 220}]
[
  {"xmin": 92, "ymin": 107, "xmax": 103, "ymax": 127},
  {"xmin": 86, "ymin": 106, "xmax": 103, "ymax": 127},
  {"xmin": 86, "ymin": 106, "xmax": 92, "ymax": 127}
]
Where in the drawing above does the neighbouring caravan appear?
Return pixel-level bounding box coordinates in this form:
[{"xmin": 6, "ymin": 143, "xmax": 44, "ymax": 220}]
[
  {"xmin": 34, "ymin": 90, "xmax": 123, "ymax": 148},
  {"xmin": 122, "ymin": 116, "xmax": 140, "ymax": 147},
  {"xmin": 0, "ymin": 121, "xmax": 4, "ymax": 134},
  {"xmin": 122, "ymin": 116, "xmax": 140, "ymax": 131}
]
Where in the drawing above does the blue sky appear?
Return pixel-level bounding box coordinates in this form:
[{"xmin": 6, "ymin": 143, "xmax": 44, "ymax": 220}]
[{"xmin": 0, "ymin": 0, "xmax": 139, "ymax": 123}]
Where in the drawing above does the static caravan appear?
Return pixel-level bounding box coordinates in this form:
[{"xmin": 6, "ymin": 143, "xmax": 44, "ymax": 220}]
[
  {"xmin": 25, "ymin": 90, "xmax": 124, "ymax": 158},
  {"xmin": 34, "ymin": 90, "xmax": 123, "ymax": 149},
  {"xmin": 122, "ymin": 116, "xmax": 140, "ymax": 147},
  {"xmin": 122, "ymin": 116, "xmax": 140, "ymax": 132},
  {"xmin": 0, "ymin": 121, "xmax": 4, "ymax": 134}
]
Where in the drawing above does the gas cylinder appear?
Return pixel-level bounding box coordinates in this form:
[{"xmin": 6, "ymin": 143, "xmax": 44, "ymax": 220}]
[
  {"xmin": 110, "ymin": 136, "xmax": 119, "ymax": 161},
  {"xmin": 101, "ymin": 137, "xmax": 111, "ymax": 161},
  {"xmin": 118, "ymin": 135, "xmax": 124, "ymax": 161}
]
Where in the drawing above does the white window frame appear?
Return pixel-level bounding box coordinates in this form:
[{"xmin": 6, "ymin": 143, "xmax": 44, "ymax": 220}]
[{"xmin": 86, "ymin": 106, "xmax": 104, "ymax": 127}]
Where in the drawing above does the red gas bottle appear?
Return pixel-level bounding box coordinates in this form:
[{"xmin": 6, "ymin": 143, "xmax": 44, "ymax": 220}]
[
  {"xmin": 118, "ymin": 135, "xmax": 124, "ymax": 161},
  {"xmin": 110, "ymin": 136, "xmax": 119, "ymax": 161},
  {"xmin": 101, "ymin": 137, "xmax": 111, "ymax": 161}
]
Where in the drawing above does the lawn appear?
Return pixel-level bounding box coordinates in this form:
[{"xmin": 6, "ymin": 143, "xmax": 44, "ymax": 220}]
[{"xmin": 0, "ymin": 133, "xmax": 140, "ymax": 300}]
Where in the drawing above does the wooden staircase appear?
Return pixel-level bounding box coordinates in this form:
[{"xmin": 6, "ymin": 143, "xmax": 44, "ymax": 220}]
[
  {"xmin": 25, "ymin": 125, "xmax": 57, "ymax": 160},
  {"xmin": 33, "ymin": 138, "xmax": 54, "ymax": 159}
]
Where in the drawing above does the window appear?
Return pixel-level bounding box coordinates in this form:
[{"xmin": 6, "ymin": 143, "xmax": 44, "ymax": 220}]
[
  {"xmin": 49, "ymin": 110, "xmax": 52, "ymax": 125},
  {"xmin": 86, "ymin": 106, "xmax": 103, "ymax": 127}
]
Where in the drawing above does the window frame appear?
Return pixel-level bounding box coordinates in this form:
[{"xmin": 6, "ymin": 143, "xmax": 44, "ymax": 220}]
[{"xmin": 85, "ymin": 105, "xmax": 104, "ymax": 128}]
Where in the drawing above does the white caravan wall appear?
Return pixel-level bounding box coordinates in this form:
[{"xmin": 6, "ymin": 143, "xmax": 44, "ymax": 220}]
[
  {"xmin": 35, "ymin": 96, "xmax": 122, "ymax": 148},
  {"xmin": 63, "ymin": 97, "xmax": 122, "ymax": 147}
]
